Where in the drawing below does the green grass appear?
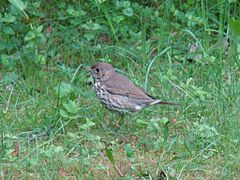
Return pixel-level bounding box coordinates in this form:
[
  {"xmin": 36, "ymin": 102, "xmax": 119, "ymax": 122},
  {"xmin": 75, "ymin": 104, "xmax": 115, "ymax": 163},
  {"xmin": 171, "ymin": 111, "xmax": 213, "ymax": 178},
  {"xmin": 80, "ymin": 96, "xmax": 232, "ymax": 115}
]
[{"xmin": 1, "ymin": 0, "xmax": 240, "ymax": 179}]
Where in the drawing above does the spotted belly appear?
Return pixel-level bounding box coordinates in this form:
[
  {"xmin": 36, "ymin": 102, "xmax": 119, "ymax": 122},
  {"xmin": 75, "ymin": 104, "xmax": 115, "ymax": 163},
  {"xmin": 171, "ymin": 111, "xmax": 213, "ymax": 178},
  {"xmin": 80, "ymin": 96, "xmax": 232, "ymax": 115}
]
[{"xmin": 93, "ymin": 82, "xmax": 138, "ymax": 112}]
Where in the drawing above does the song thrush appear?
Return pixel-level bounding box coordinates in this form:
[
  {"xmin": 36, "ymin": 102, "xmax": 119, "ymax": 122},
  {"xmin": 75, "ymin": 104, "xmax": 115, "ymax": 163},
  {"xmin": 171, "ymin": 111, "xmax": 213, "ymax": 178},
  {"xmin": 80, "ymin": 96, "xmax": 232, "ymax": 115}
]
[{"xmin": 90, "ymin": 62, "xmax": 178, "ymax": 113}]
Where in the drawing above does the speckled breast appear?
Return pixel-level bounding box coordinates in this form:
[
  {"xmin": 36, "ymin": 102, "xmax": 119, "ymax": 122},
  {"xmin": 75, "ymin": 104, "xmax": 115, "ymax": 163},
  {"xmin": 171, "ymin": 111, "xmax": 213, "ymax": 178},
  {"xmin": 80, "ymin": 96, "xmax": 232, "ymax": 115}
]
[{"xmin": 93, "ymin": 82, "xmax": 134, "ymax": 113}]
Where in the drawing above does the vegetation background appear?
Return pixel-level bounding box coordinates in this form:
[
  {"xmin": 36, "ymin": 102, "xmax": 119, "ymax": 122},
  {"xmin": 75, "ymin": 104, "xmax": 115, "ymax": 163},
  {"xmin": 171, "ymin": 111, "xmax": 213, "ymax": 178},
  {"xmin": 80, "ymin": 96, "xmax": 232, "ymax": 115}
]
[{"xmin": 1, "ymin": 0, "xmax": 240, "ymax": 179}]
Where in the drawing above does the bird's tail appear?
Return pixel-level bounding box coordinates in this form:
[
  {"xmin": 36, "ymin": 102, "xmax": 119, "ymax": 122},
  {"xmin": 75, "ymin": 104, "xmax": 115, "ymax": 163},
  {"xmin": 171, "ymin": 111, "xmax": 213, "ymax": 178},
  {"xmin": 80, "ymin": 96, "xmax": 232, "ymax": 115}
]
[{"xmin": 151, "ymin": 99, "xmax": 180, "ymax": 106}]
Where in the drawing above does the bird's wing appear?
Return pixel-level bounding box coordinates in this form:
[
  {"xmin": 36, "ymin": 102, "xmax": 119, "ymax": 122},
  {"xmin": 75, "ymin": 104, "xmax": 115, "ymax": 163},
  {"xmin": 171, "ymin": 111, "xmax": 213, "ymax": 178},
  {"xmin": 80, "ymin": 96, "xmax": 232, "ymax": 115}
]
[{"xmin": 104, "ymin": 73, "xmax": 155, "ymax": 102}]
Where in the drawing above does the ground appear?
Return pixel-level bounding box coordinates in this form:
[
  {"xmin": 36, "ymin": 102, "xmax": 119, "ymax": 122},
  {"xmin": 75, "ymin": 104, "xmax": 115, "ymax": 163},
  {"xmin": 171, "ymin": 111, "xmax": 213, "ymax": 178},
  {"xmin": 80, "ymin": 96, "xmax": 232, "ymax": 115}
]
[{"xmin": 1, "ymin": 1, "xmax": 240, "ymax": 179}]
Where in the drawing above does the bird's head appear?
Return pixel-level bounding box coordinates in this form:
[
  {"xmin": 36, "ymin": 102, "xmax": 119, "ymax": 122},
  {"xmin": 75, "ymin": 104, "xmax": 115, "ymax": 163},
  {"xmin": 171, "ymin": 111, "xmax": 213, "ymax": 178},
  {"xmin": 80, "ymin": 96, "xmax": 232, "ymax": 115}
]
[{"xmin": 90, "ymin": 62, "xmax": 115, "ymax": 82}]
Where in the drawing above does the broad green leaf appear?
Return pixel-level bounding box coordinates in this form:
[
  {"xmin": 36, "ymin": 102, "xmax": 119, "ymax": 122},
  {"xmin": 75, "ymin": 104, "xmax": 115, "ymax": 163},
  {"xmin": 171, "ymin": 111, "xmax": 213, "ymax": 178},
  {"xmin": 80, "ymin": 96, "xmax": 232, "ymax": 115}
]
[
  {"xmin": 123, "ymin": 1, "xmax": 130, "ymax": 8},
  {"xmin": 32, "ymin": 1, "xmax": 41, "ymax": 8},
  {"xmin": 82, "ymin": 24, "xmax": 90, "ymax": 30},
  {"xmin": 105, "ymin": 148, "xmax": 115, "ymax": 164},
  {"xmin": 1, "ymin": 54, "xmax": 10, "ymax": 66},
  {"xmin": 237, "ymin": 44, "xmax": 240, "ymax": 53},
  {"xmin": 59, "ymin": 109, "xmax": 70, "ymax": 118},
  {"xmin": 123, "ymin": 7, "xmax": 133, "ymax": 17},
  {"xmin": 84, "ymin": 33, "xmax": 94, "ymax": 41},
  {"xmin": 116, "ymin": 1, "xmax": 123, "ymax": 8},
  {"xmin": 37, "ymin": 55, "xmax": 46, "ymax": 65},
  {"xmin": 0, "ymin": 42, "xmax": 7, "ymax": 50},
  {"xmin": 55, "ymin": 82, "xmax": 72, "ymax": 98},
  {"xmin": 2, "ymin": 13, "xmax": 16, "ymax": 23},
  {"xmin": 9, "ymin": 0, "xmax": 26, "ymax": 11},
  {"xmin": 229, "ymin": 17, "xmax": 240, "ymax": 42},
  {"xmin": 3, "ymin": 27, "xmax": 15, "ymax": 35},
  {"xmin": 80, "ymin": 121, "xmax": 95, "ymax": 130},
  {"xmin": 24, "ymin": 31, "xmax": 36, "ymax": 41},
  {"xmin": 124, "ymin": 144, "xmax": 134, "ymax": 159},
  {"xmin": 113, "ymin": 15, "xmax": 125, "ymax": 23},
  {"xmin": 2, "ymin": 72, "xmax": 20, "ymax": 82},
  {"xmin": 66, "ymin": 6, "xmax": 80, "ymax": 17},
  {"xmin": 62, "ymin": 100, "xmax": 78, "ymax": 114},
  {"xmin": 36, "ymin": 25, "xmax": 44, "ymax": 33},
  {"xmin": 160, "ymin": 117, "xmax": 169, "ymax": 126},
  {"xmin": 92, "ymin": 23, "xmax": 102, "ymax": 31}
]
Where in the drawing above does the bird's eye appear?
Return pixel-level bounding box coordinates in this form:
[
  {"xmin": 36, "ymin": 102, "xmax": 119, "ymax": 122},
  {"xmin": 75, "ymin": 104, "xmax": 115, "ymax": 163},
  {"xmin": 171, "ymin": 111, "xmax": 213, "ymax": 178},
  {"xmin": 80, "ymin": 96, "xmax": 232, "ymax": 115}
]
[{"xmin": 95, "ymin": 68, "xmax": 100, "ymax": 73}]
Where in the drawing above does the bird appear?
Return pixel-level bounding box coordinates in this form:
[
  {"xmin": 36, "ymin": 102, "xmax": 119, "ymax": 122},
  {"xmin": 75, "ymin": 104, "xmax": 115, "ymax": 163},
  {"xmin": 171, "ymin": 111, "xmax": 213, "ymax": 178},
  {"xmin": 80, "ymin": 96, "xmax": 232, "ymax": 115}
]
[{"xmin": 90, "ymin": 62, "xmax": 179, "ymax": 113}]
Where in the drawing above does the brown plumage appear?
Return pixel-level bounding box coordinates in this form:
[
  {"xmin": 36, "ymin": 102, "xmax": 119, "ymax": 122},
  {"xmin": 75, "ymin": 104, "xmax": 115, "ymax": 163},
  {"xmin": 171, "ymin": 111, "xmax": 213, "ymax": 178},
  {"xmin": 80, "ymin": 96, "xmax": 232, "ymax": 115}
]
[{"xmin": 90, "ymin": 62, "xmax": 178, "ymax": 113}]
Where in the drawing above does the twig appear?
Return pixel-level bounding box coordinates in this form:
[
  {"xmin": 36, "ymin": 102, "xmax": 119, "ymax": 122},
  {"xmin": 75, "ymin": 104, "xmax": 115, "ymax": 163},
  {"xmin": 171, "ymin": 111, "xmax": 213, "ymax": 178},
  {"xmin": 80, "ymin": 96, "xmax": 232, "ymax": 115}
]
[{"xmin": 113, "ymin": 163, "xmax": 124, "ymax": 177}]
